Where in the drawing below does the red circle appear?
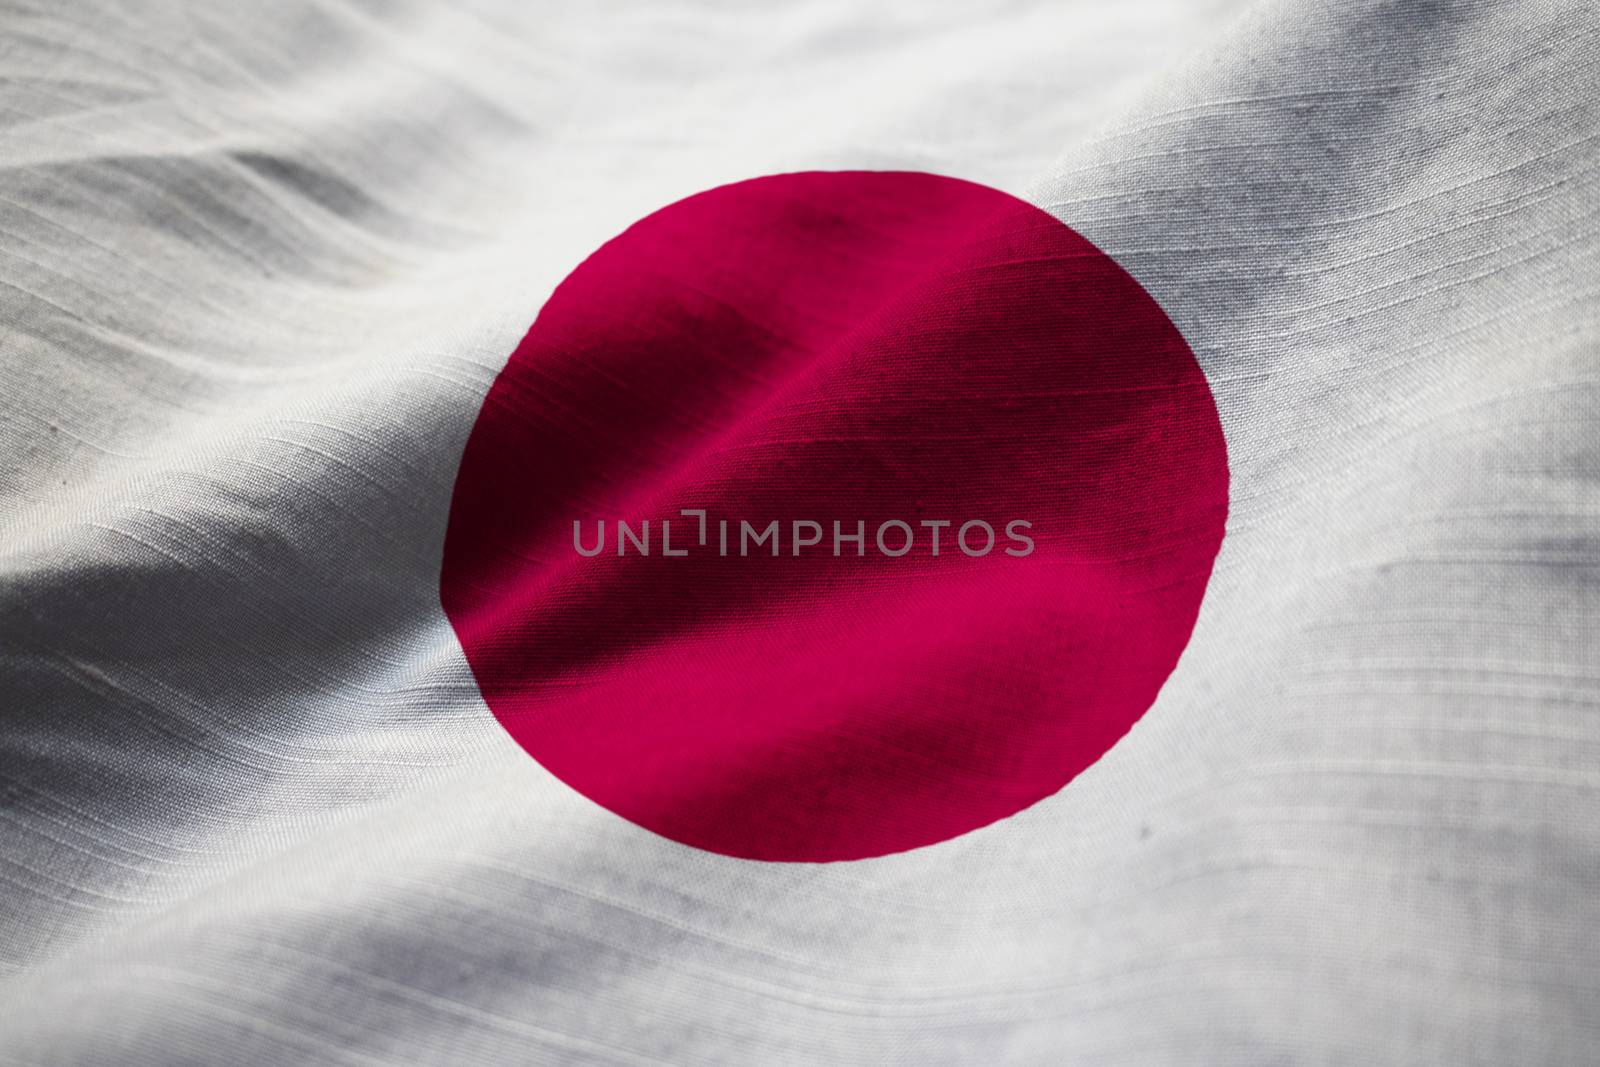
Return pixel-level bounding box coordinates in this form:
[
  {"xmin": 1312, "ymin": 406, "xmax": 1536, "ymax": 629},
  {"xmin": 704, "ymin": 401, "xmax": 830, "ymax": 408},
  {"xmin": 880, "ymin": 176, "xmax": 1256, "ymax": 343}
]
[{"xmin": 441, "ymin": 171, "xmax": 1228, "ymax": 862}]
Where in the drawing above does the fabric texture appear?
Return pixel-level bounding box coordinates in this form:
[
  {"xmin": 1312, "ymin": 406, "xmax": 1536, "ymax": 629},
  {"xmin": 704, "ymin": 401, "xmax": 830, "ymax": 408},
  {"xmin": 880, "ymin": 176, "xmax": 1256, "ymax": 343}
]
[{"xmin": 1, "ymin": 0, "xmax": 1597, "ymax": 1063}]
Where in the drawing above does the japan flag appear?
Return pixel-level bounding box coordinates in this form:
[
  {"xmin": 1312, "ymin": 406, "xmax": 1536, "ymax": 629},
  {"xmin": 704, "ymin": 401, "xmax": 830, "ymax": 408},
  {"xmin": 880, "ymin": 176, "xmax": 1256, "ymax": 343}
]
[{"xmin": 1, "ymin": 2, "xmax": 1597, "ymax": 1065}]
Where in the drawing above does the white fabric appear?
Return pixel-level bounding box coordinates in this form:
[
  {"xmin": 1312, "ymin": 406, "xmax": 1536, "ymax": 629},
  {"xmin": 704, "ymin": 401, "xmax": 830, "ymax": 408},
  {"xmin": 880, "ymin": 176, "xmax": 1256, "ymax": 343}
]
[{"xmin": 2, "ymin": 1, "xmax": 1597, "ymax": 1062}]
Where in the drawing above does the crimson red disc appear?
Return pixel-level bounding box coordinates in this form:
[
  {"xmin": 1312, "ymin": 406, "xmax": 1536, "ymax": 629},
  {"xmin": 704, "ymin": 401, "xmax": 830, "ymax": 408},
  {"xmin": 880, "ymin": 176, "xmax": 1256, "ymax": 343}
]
[{"xmin": 441, "ymin": 171, "xmax": 1228, "ymax": 862}]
